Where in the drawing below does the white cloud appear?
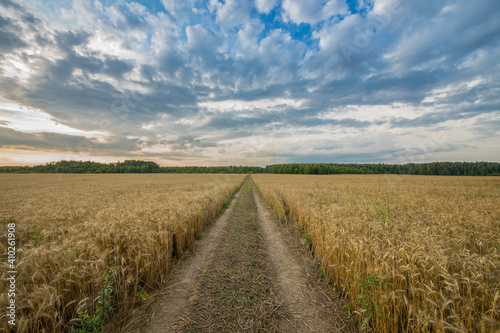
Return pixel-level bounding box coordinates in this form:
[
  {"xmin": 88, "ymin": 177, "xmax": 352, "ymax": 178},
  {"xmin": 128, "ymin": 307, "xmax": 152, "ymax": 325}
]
[
  {"xmin": 0, "ymin": 100, "xmax": 107, "ymax": 139},
  {"xmin": 127, "ymin": 2, "xmax": 148, "ymax": 15},
  {"xmin": 0, "ymin": 56, "xmax": 35, "ymax": 82},
  {"xmin": 255, "ymin": 0, "xmax": 277, "ymax": 14},
  {"xmin": 160, "ymin": 0, "xmax": 181, "ymax": 15},
  {"xmin": 319, "ymin": 103, "xmax": 424, "ymax": 123},
  {"xmin": 282, "ymin": 0, "xmax": 349, "ymax": 24},
  {"xmin": 106, "ymin": 5, "xmax": 126, "ymax": 27},
  {"xmin": 198, "ymin": 98, "xmax": 306, "ymax": 112},
  {"xmin": 371, "ymin": 0, "xmax": 404, "ymax": 16},
  {"xmin": 209, "ymin": 0, "xmax": 252, "ymax": 29},
  {"xmin": 185, "ymin": 24, "xmax": 223, "ymax": 53},
  {"xmin": 259, "ymin": 29, "xmax": 305, "ymax": 64},
  {"xmin": 238, "ymin": 19, "xmax": 265, "ymax": 49},
  {"xmin": 314, "ymin": 14, "xmax": 361, "ymax": 52}
]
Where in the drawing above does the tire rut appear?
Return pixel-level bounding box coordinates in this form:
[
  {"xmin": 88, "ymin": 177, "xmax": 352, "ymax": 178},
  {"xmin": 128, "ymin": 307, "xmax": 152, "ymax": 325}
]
[
  {"xmin": 142, "ymin": 177, "xmax": 352, "ymax": 332},
  {"xmin": 252, "ymin": 181, "xmax": 352, "ymax": 332},
  {"xmin": 174, "ymin": 178, "xmax": 287, "ymax": 332},
  {"xmin": 142, "ymin": 181, "xmax": 245, "ymax": 332}
]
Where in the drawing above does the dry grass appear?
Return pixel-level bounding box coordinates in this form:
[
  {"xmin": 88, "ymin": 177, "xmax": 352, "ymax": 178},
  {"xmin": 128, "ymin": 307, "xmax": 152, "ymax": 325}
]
[
  {"xmin": 252, "ymin": 174, "xmax": 500, "ymax": 332},
  {"xmin": 0, "ymin": 173, "xmax": 245, "ymax": 332}
]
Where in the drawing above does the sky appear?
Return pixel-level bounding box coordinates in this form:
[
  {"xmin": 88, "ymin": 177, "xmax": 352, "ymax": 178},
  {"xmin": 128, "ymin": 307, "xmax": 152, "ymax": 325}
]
[{"xmin": 0, "ymin": 0, "xmax": 499, "ymax": 167}]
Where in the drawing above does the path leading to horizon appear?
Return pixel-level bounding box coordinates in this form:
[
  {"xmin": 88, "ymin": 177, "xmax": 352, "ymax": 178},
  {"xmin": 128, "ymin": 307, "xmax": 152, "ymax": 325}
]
[{"xmin": 142, "ymin": 177, "xmax": 353, "ymax": 332}]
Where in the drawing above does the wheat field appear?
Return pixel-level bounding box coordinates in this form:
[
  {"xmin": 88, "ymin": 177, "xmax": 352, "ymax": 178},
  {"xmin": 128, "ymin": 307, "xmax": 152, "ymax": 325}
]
[
  {"xmin": 0, "ymin": 174, "xmax": 245, "ymax": 332},
  {"xmin": 252, "ymin": 174, "xmax": 500, "ymax": 332}
]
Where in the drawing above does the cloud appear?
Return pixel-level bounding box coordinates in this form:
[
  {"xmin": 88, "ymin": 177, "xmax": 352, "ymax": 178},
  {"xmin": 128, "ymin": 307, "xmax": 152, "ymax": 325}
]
[
  {"xmin": 186, "ymin": 24, "xmax": 224, "ymax": 56},
  {"xmin": 0, "ymin": 126, "xmax": 141, "ymax": 156},
  {"xmin": 0, "ymin": 28, "xmax": 26, "ymax": 53},
  {"xmin": 282, "ymin": 0, "xmax": 349, "ymax": 24},
  {"xmin": 385, "ymin": 0, "xmax": 500, "ymax": 74},
  {"xmin": 255, "ymin": 0, "xmax": 277, "ymax": 14},
  {"xmin": 127, "ymin": 2, "xmax": 148, "ymax": 16},
  {"xmin": 0, "ymin": 13, "xmax": 29, "ymax": 54},
  {"xmin": 0, "ymin": 0, "xmax": 499, "ymax": 166},
  {"xmin": 209, "ymin": 0, "xmax": 253, "ymax": 29},
  {"xmin": 0, "ymin": 0, "xmax": 23, "ymax": 13},
  {"xmin": 165, "ymin": 135, "xmax": 218, "ymax": 150},
  {"xmin": 0, "ymin": 102, "xmax": 106, "ymax": 138},
  {"xmin": 238, "ymin": 19, "xmax": 265, "ymax": 49},
  {"xmin": 103, "ymin": 58, "xmax": 134, "ymax": 78},
  {"xmin": 106, "ymin": 5, "xmax": 145, "ymax": 30}
]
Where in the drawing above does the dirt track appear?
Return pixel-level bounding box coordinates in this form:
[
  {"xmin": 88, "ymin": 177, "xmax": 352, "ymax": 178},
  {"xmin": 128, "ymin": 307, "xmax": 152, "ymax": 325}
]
[{"xmin": 141, "ymin": 177, "xmax": 353, "ymax": 332}]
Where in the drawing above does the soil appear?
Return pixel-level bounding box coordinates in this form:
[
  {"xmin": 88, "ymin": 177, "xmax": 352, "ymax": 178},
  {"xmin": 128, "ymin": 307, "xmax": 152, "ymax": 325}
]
[{"xmin": 138, "ymin": 177, "xmax": 355, "ymax": 332}]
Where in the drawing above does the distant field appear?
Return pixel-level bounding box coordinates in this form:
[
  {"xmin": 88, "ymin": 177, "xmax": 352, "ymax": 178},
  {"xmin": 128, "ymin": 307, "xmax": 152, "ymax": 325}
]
[
  {"xmin": 253, "ymin": 174, "xmax": 500, "ymax": 332},
  {"xmin": 0, "ymin": 174, "xmax": 245, "ymax": 332}
]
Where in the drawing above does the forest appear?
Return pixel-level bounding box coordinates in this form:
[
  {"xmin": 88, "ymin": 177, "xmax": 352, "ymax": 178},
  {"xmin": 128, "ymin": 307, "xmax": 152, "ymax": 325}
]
[
  {"xmin": 1, "ymin": 160, "xmax": 499, "ymax": 176},
  {"xmin": 0, "ymin": 160, "xmax": 263, "ymax": 174},
  {"xmin": 264, "ymin": 162, "xmax": 500, "ymax": 176}
]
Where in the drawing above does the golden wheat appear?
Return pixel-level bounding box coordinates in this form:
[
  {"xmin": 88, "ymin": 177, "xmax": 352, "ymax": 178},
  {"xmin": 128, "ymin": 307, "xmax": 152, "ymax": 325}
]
[
  {"xmin": 0, "ymin": 173, "xmax": 245, "ymax": 332},
  {"xmin": 252, "ymin": 174, "xmax": 500, "ymax": 332}
]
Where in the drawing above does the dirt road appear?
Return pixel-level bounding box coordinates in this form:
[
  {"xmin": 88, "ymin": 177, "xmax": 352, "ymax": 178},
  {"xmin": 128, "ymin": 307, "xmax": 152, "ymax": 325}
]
[{"xmin": 142, "ymin": 177, "xmax": 353, "ymax": 332}]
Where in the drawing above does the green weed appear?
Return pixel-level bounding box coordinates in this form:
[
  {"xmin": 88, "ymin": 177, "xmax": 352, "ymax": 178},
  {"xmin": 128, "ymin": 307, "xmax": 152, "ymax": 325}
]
[
  {"xmin": 31, "ymin": 221, "xmax": 42, "ymax": 244},
  {"xmin": 345, "ymin": 302, "xmax": 353, "ymax": 321},
  {"xmin": 137, "ymin": 286, "xmax": 148, "ymax": 301},
  {"xmin": 354, "ymin": 271, "xmax": 386, "ymax": 330},
  {"xmin": 301, "ymin": 231, "xmax": 312, "ymax": 250},
  {"xmin": 341, "ymin": 282, "xmax": 350, "ymax": 296},
  {"xmin": 72, "ymin": 266, "xmax": 116, "ymax": 333},
  {"xmin": 384, "ymin": 202, "xmax": 390, "ymax": 224}
]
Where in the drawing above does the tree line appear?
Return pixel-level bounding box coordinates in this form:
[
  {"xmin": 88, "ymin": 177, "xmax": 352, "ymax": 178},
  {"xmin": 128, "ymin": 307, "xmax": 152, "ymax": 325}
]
[
  {"xmin": 0, "ymin": 160, "xmax": 264, "ymax": 174},
  {"xmin": 265, "ymin": 162, "xmax": 500, "ymax": 176},
  {"xmin": 0, "ymin": 160, "xmax": 499, "ymax": 176}
]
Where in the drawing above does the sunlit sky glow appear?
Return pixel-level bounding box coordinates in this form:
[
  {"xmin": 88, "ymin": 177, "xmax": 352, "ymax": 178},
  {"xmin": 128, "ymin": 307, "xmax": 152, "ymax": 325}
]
[{"xmin": 0, "ymin": 0, "xmax": 499, "ymax": 166}]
